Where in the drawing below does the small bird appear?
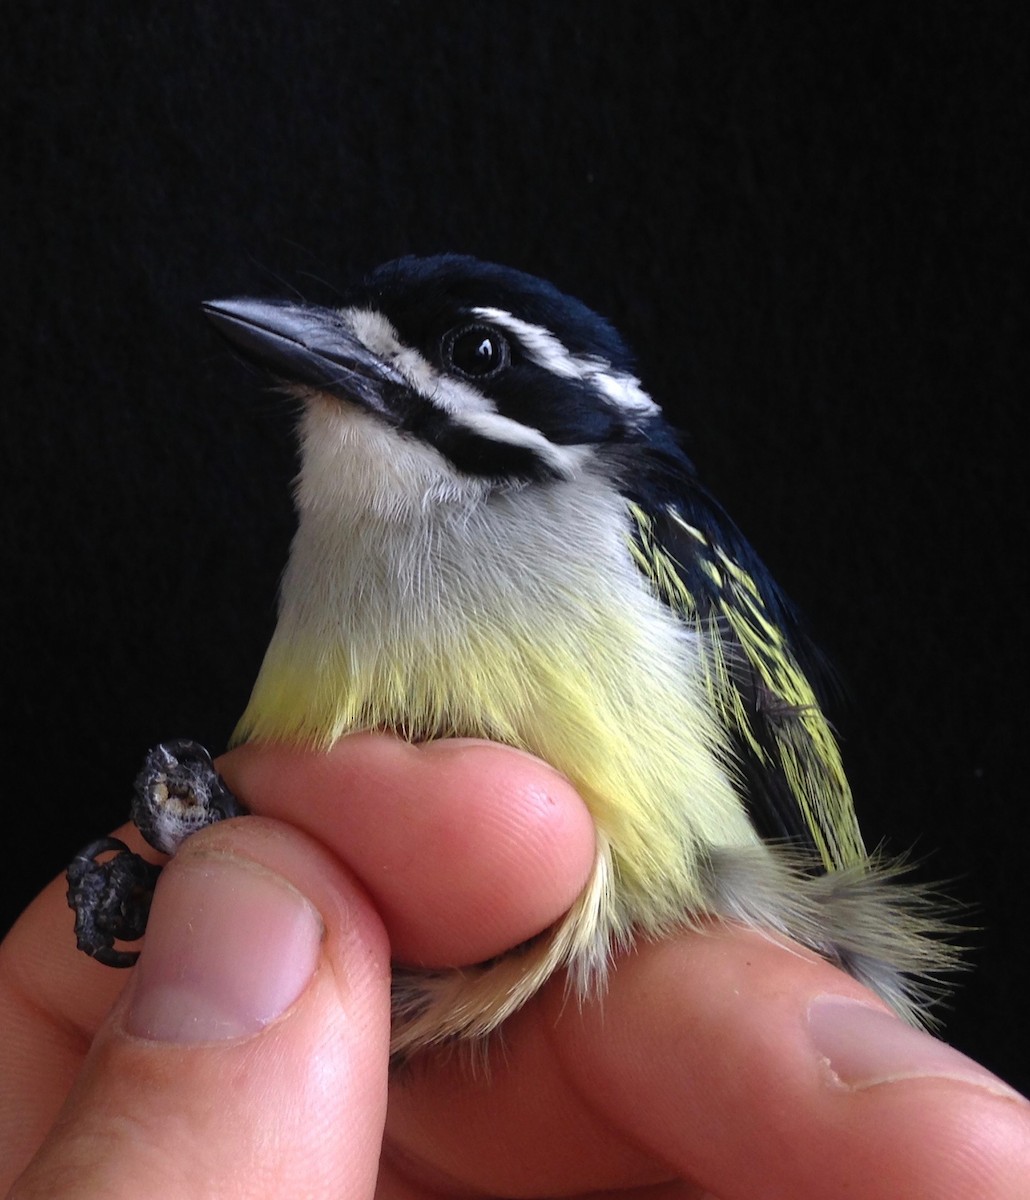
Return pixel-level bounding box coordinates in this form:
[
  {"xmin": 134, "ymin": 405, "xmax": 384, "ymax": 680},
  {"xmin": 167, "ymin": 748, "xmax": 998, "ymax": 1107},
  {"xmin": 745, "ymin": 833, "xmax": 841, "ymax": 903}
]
[
  {"xmin": 198, "ymin": 254, "xmax": 954, "ymax": 1057},
  {"xmin": 70, "ymin": 254, "xmax": 951, "ymax": 1057}
]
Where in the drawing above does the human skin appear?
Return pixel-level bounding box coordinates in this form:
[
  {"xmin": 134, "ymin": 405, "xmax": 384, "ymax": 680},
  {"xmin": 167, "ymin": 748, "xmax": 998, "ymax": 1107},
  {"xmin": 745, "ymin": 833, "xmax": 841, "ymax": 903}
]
[{"xmin": 2, "ymin": 736, "xmax": 1028, "ymax": 1199}]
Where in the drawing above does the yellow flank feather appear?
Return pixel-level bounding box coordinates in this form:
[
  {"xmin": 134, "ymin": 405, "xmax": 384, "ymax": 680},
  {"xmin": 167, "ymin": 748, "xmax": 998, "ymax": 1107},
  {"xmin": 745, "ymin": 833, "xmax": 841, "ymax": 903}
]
[
  {"xmin": 234, "ymin": 473, "xmax": 761, "ymax": 1028},
  {"xmin": 229, "ymin": 397, "xmax": 897, "ymax": 1053}
]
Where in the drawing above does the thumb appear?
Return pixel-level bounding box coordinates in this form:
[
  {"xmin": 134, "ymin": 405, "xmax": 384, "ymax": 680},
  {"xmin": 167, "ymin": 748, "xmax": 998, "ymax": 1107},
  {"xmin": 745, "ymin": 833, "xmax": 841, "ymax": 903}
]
[{"xmin": 11, "ymin": 818, "xmax": 391, "ymax": 1200}]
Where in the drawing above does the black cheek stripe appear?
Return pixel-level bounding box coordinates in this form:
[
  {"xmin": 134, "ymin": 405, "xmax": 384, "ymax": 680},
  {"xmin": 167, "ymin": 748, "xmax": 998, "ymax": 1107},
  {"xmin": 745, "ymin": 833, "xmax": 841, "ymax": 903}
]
[{"xmin": 393, "ymin": 400, "xmax": 559, "ymax": 482}]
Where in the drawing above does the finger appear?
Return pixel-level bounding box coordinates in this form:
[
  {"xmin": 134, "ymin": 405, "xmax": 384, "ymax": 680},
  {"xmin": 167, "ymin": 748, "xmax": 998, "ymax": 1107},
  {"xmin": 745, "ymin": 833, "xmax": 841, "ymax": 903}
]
[
  {"xmin": 218, "ymin": 735, "xmax": 596, "ymax": 966},
  {"xmin": 555, "ymin": 930, "xmax": 1030, "ymax": 1200},
  {"xmin": 0, "ymin": 821, "xmax": 163, "ymax": 1184},
  {"xmin": 382, "ymin": 928, "xmax": 1030, "ymax": 1199},
  {"xmin": 8, "ymin": 816, "xmax": 390, "ymax": 1199},
  {"xmin": 1, "ymin": 734, "xmax": 592, "ymax": 1188}
]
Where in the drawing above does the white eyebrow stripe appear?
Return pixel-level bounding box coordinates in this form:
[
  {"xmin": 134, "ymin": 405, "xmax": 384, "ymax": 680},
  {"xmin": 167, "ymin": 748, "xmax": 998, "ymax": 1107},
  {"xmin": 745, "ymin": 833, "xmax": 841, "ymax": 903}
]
[
  {"xmin": 473, "ymin": 307, "xmax": 658, "ymax": 417},
  {"xmin": 473, "ymin": 307, "xmax": 582, "ymax": 378}
]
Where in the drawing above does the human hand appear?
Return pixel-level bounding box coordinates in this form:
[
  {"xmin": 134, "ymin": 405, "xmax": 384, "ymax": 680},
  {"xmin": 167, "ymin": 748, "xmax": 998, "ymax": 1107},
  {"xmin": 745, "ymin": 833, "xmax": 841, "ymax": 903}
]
[{"xmin": 2, "ymin": 736, "xmax": 1028, "ymax": 1198}]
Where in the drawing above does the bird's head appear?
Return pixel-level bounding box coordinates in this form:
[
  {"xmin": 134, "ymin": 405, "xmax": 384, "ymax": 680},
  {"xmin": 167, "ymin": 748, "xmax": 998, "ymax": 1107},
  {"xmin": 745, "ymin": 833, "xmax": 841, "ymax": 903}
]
[{"xmin": 204, "ymin": 255, "xmax": 680, "ymax": 520}]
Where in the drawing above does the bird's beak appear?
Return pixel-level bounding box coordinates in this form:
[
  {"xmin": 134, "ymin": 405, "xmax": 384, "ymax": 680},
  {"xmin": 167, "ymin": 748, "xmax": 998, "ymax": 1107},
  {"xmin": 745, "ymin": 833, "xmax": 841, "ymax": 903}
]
[{"xmin": 202, "ymin": 298, "xmax": 406, "ymax": 415}]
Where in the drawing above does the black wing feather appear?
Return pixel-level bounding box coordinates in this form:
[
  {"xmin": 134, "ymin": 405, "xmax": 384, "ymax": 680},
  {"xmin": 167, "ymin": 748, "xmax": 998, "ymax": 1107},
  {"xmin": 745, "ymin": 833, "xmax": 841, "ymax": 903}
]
[{"xmin": 623, "ymin": 468, "xmax": 864, "ymax": 872}]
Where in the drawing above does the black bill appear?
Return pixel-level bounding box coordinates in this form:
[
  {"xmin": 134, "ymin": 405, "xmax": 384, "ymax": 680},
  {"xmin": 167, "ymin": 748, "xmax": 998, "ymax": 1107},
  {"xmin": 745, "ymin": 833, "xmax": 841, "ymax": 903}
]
[{"xmin": 202, "ymin": 298, "xmax": 405, "ymax": 414}]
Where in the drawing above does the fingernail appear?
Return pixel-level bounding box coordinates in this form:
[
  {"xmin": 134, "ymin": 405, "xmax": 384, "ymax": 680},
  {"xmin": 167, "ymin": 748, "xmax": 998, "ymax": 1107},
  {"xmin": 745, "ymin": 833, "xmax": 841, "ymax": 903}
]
[
  {"xmin": 808, "ymin": 996, "xmax": 1026, "ymax": 1103},
  {"xmin": 126, "ymin": 854, "xmax": 322, "ymax": 1042}
]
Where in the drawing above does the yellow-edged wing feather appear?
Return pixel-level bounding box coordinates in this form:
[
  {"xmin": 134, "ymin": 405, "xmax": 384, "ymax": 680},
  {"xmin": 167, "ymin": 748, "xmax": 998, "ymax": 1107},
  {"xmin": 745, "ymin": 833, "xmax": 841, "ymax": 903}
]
[{"xmin": 627, "ymin": 500, "xmax": 865, "ymax": 872}]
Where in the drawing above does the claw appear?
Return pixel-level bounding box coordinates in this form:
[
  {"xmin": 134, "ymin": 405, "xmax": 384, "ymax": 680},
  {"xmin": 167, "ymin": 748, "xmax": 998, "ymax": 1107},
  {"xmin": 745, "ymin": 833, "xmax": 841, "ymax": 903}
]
[
  {"xmin": 132, "ymin": 739, "xmax": 247, "ymax": 856},
  {"xmin": 68, "ymin": 740, "xmax": 249, "ymax": 966},
  {"xmin": 66, "ymin": 837, "xmax": 162, "ymax": 967}
]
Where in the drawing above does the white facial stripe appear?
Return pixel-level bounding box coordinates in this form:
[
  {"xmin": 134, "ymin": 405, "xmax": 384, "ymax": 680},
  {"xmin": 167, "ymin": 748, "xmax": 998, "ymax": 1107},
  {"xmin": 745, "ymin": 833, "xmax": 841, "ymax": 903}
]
[
  {"xmin": 343, "ymin": 308, "xmax": 402, "ymax": 359},
  {"xmin": 339, "ymin": 306, "xmax": 582, "ymax": 477},
  {"xmin": 453, "ymin": 409, "xmax": 589, "ymax": 478},
  {"xmin": 592, "ymin": 370, "xmax": 658, "ymax": 415},
  {"xmin": 343, "ymin": 308, "xmax": 441, "ymax": 403},
  {"xmin": 473, "ymin": 307, "xmax": 659, "ymax": 417},
  {"xmin": 343, "ymin": 307, "xmax": 497, "ymax": 420},
  {"xmin": 337, "ymin": 305, "xmax": 617, "ymax": 480}
]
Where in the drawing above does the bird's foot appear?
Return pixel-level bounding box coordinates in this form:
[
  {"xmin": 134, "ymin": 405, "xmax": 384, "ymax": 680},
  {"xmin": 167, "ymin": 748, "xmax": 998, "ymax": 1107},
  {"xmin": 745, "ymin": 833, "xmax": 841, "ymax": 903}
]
[
  {"xmin": 66, "ymin": 838, "xmax": 162, "ymax": 967},
  {"xmin": 130, "ymin": 739, "xmax": 246, "ymax": 856},
  {"xmin": 66, "ymin": 739, "xmax": 247, "ymax": 966}
]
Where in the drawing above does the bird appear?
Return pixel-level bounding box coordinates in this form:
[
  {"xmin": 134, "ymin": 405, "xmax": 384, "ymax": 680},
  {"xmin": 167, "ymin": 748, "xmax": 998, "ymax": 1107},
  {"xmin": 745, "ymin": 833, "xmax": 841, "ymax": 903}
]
[{"xmin": 189, "ymin": 254, "xmax": 949, "ymax": 1059}]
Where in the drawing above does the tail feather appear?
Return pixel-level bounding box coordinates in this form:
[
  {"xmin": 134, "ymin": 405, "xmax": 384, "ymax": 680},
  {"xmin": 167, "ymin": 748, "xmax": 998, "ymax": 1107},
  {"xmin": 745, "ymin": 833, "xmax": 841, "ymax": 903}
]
[
  {"xmin": 389, "ymin": 839, "xmax": 960, "ymax": 1060},
  {"xmin": 390, "ymin": 835, "xmax": 616, "ymax": 1061},
  {"xmin": 702, "ymin": 844, "xmax": 963, "ymax": 1028}
]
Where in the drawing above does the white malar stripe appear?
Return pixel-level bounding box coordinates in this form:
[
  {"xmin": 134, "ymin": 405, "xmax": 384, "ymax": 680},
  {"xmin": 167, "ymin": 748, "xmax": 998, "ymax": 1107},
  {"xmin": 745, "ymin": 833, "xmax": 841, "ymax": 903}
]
[
  {"xmin": 473, "ymin": 307, "xmax": 659, "ymax": 418},
  {"xmin": 454, "ymin": 408, "xmax": 591, "ymax": 478}
]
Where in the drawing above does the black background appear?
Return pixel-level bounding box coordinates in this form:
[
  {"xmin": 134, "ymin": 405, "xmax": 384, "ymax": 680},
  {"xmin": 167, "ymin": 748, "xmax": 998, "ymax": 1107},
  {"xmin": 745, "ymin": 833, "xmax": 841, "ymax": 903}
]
[{"xmin": 3, "ymin": 4, "xmax": 1027, "ymax": 1093}]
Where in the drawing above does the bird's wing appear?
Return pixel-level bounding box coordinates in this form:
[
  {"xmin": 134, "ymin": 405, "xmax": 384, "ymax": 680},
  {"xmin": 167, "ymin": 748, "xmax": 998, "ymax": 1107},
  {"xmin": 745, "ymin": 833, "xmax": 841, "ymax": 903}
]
[{"xmin": 626, "ymin": 498, "xmax": 865, "ymax": 872}]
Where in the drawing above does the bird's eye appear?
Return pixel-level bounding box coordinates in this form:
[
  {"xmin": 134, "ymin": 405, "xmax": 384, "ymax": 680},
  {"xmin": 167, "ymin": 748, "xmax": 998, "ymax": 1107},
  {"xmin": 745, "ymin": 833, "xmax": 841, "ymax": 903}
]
[{"xmin": 442, "ymin": 324, "xmax": 510, "ymax": 379}]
